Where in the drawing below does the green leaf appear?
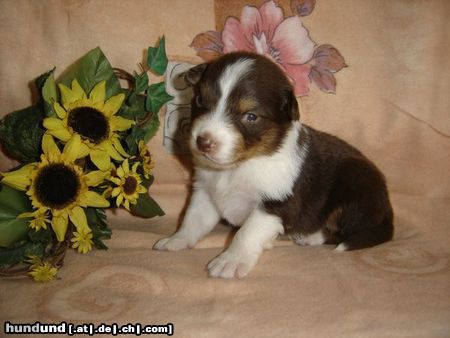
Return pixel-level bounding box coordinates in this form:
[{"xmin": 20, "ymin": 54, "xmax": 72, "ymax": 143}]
[
  {"xmin": 58, "ymin": 47, "xmax": 121, "ymax": 99},
  {"xmin": 28, "ymin": 227, "xmax": 53, "ymax": 243},
  {"xmin": 141, "ymin": 175, "xmax": 154, "ymax": 189},
  {"xmin": 36, "ymin": 68, "xmax": 58, "ymax": 104},
  {"xmin": 35, "ymin": 68, "xmax": 58, "ymax": 118},
  {"xmin": 129, "ymin": 193, "xmax": 165, "ymax": 219},
  {"xmin": 85, "ymin": 208, "xmax": 111, "ymax": 250},
  {"xmin": 120, "ymin": 94, "xmax": 147, "ymax": 120},
  {"xmin": 92, "ymin": 238, "xmax": 108, "ymax": 250},
  {"xmin": 0, "ymin": 184, "xmax": 33, "ymax": 248},
  {"xmin": 147, "ymin": 36, "xmax": 168, "ymax": 75},
  {"xmin": 146, "ymin": 82, "xmax": 173, "ymax": 113},
  {"xmin": 0, "ymin": 105, "xmax": 45, "ymax": 162},
  {"xmin": 125, "ymin": 112, "xmax": 160, "ymax": 155},
  {"xmin": 35, "ymin": 68, "xmax": 53, "ymax": 91},
  {"xmin": 0, "ymin": 241, "xmax": 45, "ymax": 267},
  {"xmin": 134, "ymin": 72, "xmax": 149, "ymax": 94}
]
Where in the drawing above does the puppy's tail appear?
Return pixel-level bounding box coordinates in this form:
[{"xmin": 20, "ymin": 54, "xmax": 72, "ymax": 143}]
[{"xmin": 335, "ymin": 216, "xmax": 394, "ymax": 251}]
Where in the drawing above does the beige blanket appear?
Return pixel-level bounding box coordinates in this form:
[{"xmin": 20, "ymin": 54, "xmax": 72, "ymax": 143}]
[{"xmin": 1, "ymin": 1, "xmax": 449, "ymax": 337}]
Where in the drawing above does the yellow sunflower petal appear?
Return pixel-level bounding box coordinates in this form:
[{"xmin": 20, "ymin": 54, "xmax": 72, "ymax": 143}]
[
  {"xmin": 62, "ymin": 134, "xmax": 82, "ymax": 163},
  {"xmin": 138, "ymin": 186, "xmax": 147, "ymax": 194},
  {"xmin": 104, "ymin": 142, "xmax": 124, "ymax": 161},
  {"xmin": 51, "ymin": 212, "xmax": 69, "ymax": 242},
  {"xmin": 78, "ymin": 142, "xmax": 91, "ymax": 159},
  {"xmin": 84, "ymin": 170, "xmax": 108, "ymax": 187},
  {"xmin": 71, "ymin": 79, "xmax": 87, "ymax": 99},
  {"xmin": 111, "ymin": 187, "xmax": 121, "ymax": 197},
  {"xmin": 116, "ymin": 166, "xmax": 124, "ymax": 178},
  {"xmin": 59, "ymin": 83, "xmax": 81, "ymax": 109},
  {"xmin": 1, "ymin": 163, "xmax": 35, "ymax": 191},
  {"xmin": 90, "ymin": 149, "xmax": 111, "ymax": 171},
  {"xmin": 43, "ymin": 117, "xmax": 64, "ymax": 132},
  {"xmin": 110, "ymin": 116, "xmax": 135, "ymax": 132},
  {"xmin": 89, "ymin": 80, "xmax": 106, "ymax": 103},
  {"xmin": 116, "ymin": 193, "xmax": 124, "ymax": 207},
  {"xmin": 45, "ymin": 126, "xmax": 72, "ymax": 142},
  {"xmin": 123, "ymin": 199, "xmax": 130, "ymax": 210},
  {"xmin": 112, "ymin": 137, "xmax": 129, "ymax": 157},
  {"xmin": 53, "ymin": 102, "xmax": 67, "ymax": 119},
  {"xmin": 41, "ymin": 134, "xmax": 61, "ymax": 162},
  {"xmin": 110, "ymin": 177, "xmax": 121, "ymax": 185},
  {"xmin": 131, "ymin": 162, "xmax": 139, "ymax": 173},
  {"xmin": 68, "ymin": 206, "xmax": 89, "ymax": 231},
  {"xmin": 79, "ymin": 191, "xmax": 110, "ymax": 208},
  {"xmin": 103, "ymin": 93, "xmax": 125, "ymax": 117},
  {"xmin": 122, "ymin": 159, "xmax": 130, "ymax": 173}
]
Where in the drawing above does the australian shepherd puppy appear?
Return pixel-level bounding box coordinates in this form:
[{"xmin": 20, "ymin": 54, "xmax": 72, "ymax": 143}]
[{"xmin": 154, "ymin": 52, "xmax": 393, "ymax": 279}]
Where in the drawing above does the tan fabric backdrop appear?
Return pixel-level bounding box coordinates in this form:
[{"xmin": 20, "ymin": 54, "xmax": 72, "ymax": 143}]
[{"xmin": 1, "ymin": 1, "xmax": 449, "ymax": 337}]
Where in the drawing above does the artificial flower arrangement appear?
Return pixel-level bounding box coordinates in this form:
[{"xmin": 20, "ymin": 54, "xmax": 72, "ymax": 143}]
[{"xmin": 0, "ymin": 37, "xmax": 172, "ymax": 282}]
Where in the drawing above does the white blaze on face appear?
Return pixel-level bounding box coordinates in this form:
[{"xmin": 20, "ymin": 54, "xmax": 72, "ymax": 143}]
[{"xmin": 190, "ymin": 58, "xmax": 255, "ymax": 165}]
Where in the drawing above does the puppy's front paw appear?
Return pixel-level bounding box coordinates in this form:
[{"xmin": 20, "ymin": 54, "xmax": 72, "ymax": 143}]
[
  {"xmin": 153, "ymin": 235, "xmax": 192, "ymax": 251},
  {"xmin": 207, "ymin": 250, "xmax": 258, "ymax": 279}
]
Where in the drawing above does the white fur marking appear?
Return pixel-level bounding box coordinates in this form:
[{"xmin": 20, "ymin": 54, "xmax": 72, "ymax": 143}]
[
  {"xmin": 335, "ymin": 243, "xmax": 348, "ymax": 252},
  {"xmin": 240, "ymin": 121, "xmax": 307, "ymax": 201},
  {"xmin": 216, "ymin": 58, "xmax": 255, "ymax": 117},
  {"xmin": 190, "ymin": 58, "xmax": 255, "ymax": 164},
  {"xmin": 292, "ymin": 230, "xmax": 325, "ymax": 246},
  {"xmin": 153, "ymin": 188, "xmax": 220, "ymax": 251},
  {"xmin": 207, "ymin": 208, "xmax": 284, "ymax": 279}
]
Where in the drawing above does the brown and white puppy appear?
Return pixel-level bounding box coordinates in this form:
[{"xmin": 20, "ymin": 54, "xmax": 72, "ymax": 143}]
[{"xmin": 154, "ymin": 52, "xmax": 394, "ymax": 279}]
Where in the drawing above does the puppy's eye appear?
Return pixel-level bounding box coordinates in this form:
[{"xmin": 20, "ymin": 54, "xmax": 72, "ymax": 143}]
[
  {"xmin": 242, "ymin": 112, "xmax": 258, "ymax": 122},
  {"xmin": 195, "ymin": 95, "xmax": 203, "ymax": 108}
]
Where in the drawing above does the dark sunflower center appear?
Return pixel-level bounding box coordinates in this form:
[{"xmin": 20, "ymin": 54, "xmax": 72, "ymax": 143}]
[
  {"xmin": 123, "ymin": 176, "xmax": 138, "ymax": 195},
  {"xmin": 68, "ymin": 107, "xmax": 109, "ymax": 144},
  {"xmin": 34, "ymin": 164, "xmax": 80, "ymax": 209}
]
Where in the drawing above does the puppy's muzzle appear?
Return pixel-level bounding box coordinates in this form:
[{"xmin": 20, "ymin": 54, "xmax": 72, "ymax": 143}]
[{"xmin": 196, "ymin": 133, "xmax": 217, "ymax": 154}]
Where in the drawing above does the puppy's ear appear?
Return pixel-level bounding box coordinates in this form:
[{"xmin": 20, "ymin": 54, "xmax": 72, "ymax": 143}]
[
  {"xmin": 281, "ymin": 89, "xmax": 300, "ymax": 121},
  {"xmin": 184, "ymin": 63, "xmax": 208, "ymax": 86}
]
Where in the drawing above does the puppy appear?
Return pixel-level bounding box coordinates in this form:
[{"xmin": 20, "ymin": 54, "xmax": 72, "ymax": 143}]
[{"xmin": 154, "ymin": 52, "xmax": 393, "ymax": 279}]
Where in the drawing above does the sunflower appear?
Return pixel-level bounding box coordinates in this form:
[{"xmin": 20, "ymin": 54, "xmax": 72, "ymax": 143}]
[
  {"xmin": 43, "ymin": 79, "xmax": 134, "ymax": 171},
  {"xmin": 71, "ymin": 227, "xmax": 94, "ymax": 254},
  {"xmin": 109, "ymin": 159, "xmax": 147, "ymax": 210},
  {"xmin": 0, "ymin": 134, "xmax": 109, "ymax": 241},
  {"xmin": 138, "ymin": 140, "xmax": 155, "ymax": 179}
]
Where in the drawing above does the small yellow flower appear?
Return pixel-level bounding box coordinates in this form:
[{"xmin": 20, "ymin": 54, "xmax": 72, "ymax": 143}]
[
  {"xmin": 71, "ymin": 227, "xmax": 94, "ymax": 254},
  {"xmin": 43, "ymin": 79, "xmax": 134, "ymax": 170},
  {"xmin": 138, "ymin": 140, "xmax": 155, "ymax": 178},
  {"xmin": 19, "ymin": 210, "xmax": 50, "ymax": 231},
  {"xmin": 29, "ymin": 261, "xmax": 58, "ymax": 282},
  {"xmin": 109, "ymin": 159, "xmax": 147, "ymax": 210}
]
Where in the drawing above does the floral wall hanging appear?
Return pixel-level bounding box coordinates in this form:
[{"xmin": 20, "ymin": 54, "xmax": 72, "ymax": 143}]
[
  {"xmin": 191, "ymin": 0, "xmax": 347, "ymax": 96},
  {"xmin": 0, "ymin": 38, "xmax": 172, "ymax": 282}
]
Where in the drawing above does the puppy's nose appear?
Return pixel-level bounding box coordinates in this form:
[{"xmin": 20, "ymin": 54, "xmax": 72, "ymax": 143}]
[{"xmin": 196, "ymin": 134, "xmax": 216, "ymax": 153}]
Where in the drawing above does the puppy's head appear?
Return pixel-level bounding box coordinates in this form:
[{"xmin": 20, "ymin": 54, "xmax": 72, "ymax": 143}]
[{"xmin": 186, "ymin": 52, "xmax": 299, "ymax": 170}]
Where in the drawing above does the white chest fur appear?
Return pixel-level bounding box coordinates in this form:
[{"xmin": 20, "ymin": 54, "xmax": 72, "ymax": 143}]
[{"xmin": 194, "ymin": 121, "xmax": 307, "ymax": 226}]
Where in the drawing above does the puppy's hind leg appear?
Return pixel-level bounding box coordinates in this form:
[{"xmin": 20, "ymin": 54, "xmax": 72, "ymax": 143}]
[
  {"xmin": 328, "ymin": 157, "xmax": 394, "ymax": 251},
  {"xmin": 335, "ymin": 214, "xmax": 393, "ymax": 251}
]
